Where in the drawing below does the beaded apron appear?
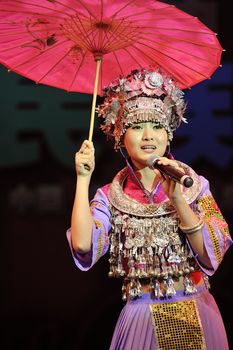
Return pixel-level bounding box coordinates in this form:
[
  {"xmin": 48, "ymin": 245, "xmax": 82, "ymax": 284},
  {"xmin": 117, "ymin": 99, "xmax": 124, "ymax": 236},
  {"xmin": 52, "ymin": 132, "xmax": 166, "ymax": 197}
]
[{"xmin": 108, "ymin": 164, "xmax": 205, "ymax": 301}]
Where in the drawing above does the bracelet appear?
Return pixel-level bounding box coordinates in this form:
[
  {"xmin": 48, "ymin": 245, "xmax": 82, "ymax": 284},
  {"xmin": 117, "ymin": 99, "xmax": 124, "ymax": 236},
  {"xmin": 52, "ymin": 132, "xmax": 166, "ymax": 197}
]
[{"xmin": 179, "ymin": 219, "xmax": 204, "ymax": 235}]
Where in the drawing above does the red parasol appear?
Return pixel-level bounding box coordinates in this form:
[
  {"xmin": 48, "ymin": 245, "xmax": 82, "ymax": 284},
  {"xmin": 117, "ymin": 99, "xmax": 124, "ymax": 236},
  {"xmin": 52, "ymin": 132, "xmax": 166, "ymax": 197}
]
[{"xmin": 0, "ymin": 0, "xmax": 223, "ymax": 140}]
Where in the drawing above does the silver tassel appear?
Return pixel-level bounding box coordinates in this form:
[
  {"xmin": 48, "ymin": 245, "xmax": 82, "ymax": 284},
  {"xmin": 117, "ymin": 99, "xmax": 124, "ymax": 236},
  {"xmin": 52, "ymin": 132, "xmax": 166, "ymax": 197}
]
[
  {"xmin": 203, "ymin": 274, "xmax": 211, "ymax": 289},
  {"xmin": 184, "ymin": 276, "xmax": 197, "ymax": 295},
  {"xmin": 129, "ymin": 279, "xmax": 141, "ymax": 300},
  {"xmin": 165, "ymin": 276, "xmax": 176, "ymax": 297},
  {"xmin": 121, "ymin": 280, "xmax": 127, "ymax": 302},
  {"xmin": 154, "ymin": 281, "xmax": 164, "ymax": 299}
]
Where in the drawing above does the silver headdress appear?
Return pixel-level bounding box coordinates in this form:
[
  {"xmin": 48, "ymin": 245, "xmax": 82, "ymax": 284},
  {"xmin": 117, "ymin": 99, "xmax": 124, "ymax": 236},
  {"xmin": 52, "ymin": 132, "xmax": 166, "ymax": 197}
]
[{"xmin": 97, "ymin": 68, "xmax": 187, "ymax": 149}]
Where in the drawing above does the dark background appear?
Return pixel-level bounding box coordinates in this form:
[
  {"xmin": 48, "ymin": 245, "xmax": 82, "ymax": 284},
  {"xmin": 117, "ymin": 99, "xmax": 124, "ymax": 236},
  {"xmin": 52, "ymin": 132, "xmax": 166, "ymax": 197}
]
[{"xmin": 0, "ymin": 1, "xmax": 232, "ymax": 349}]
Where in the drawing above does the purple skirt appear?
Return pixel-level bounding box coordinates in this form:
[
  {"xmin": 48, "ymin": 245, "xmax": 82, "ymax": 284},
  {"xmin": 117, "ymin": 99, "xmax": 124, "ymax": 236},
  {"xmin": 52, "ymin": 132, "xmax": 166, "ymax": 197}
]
[{"xmin": 109, "ymin": 286, "xmax": 229, "ymax": 350}]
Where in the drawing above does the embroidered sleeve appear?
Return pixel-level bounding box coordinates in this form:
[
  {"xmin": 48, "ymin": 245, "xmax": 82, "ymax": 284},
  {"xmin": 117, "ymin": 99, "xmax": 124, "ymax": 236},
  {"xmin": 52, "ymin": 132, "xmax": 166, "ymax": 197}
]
[
  {"xmin": 66, "ymin": 188, "xmax": 111, "ymax": 271},
  {"xmin": 191, "ymin": 177, "xmax": 232, "ymax": 275}
]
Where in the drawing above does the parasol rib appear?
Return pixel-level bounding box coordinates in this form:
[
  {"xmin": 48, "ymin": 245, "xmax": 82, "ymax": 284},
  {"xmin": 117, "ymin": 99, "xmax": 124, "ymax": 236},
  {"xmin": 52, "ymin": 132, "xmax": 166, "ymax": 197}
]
[
  {"xmin": 111, "ymin": 1, "xmax": 171, "ymax": 19},
  {"xmin": 138, "ymin": 43, "xmax": 210, "ymax": 84},
  {"xmin": 101, "ymin": 19, "xmax": 138, "ymax": 52},
  {"xmin": 46, "ymin": 0, "xmax": 93, "ymax": 17},
  {"xmin": 130, "ymin": 25, "xmax": 216, "ymax": 36},
  {"xmin": 112, "ymin": 5, "xmax": 176, "ymax": 21},
  {"xmin": 111, "ymin": 0, "xmax": 139, "ymax": 18},
  {"xmin": 35, "ymin": 48, "xmax": 74, "ymax": 84},
  {"xmin": 0, "ymin": 0, "xmax": 88, "ymax": 20},
  {"xmin": 101, "ymin": 17, "xmax": 130, "ymax": 50},
  {"xmin": 138, "ymin": 31, "xmax": 220, "ymax": 49},
  {"xmin": 121, "ymin": 47, "xmax": 143, "ymax": 69},
  {"xmin": 68, "ymin": 51, "xmax": 87, "ymax": 92},
  {"xmin": 102, "ymin": 27, "xmax": 216, "ymax": 51},
  {"xmin": 87, "ymin": 15, "xmax": 101, "ymax": 51},
  {"xmin": 137, "ymin": 36, "xmax": 221, "ymax": 63},
  {"xmin": 129, "ymin": 43, "xmax": 192, "ymax": 85},
  {"xmin": 134, "ymin": 40, "xmax": 219, "ymax": 77},
  {"xmin": 112, "ymin": 51, "xmax": 124, "ymax": 75},
  {"xmin": 119, "ymin": 16, "xmax": 195, "ymax": 21},
  {"xmin": 139, "ymin": 42, "xmax": 211, "ymax": 79},
  {"xmin": 69, "ymin": 0, "xmax": 97, "ymax": 20},
  {"xmin": 97, "ymin": 0, "xmax": 103, "ymax": 51},
  {"xmin": 66, "ymin": 14, "xmax": 94, "ymax": 50}
]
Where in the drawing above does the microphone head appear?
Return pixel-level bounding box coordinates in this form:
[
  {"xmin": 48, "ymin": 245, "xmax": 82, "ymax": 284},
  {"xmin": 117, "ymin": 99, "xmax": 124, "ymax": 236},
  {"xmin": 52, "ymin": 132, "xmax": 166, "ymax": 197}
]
[
  {"xmin": 147, "ymin": 155, "xmax": 160, "ymax": 169},
  {"xmin": 183, "ymin": 176, "xmax": 194, "ymax": 188}
]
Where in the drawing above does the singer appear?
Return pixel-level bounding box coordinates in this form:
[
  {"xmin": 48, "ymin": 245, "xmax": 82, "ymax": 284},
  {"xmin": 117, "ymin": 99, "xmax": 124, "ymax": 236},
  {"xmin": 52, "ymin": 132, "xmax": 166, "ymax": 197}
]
[{"xmin": 67, "ymin": 69, "xmax": 232, "ymax": 349}]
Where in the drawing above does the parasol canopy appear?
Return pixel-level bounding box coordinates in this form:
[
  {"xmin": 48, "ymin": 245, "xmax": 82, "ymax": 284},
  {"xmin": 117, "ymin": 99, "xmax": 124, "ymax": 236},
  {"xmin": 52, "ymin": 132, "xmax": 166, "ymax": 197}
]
[{"xmin": 0, "ymin": 0, "xmax": 223, "ymax": 139}]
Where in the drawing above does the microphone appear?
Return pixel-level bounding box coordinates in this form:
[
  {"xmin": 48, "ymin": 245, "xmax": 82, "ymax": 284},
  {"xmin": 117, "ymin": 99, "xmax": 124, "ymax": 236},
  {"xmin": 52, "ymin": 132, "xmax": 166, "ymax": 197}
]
[{"xmin": 147, "ymin": 155, "xmax": 193, "ymax": 188}]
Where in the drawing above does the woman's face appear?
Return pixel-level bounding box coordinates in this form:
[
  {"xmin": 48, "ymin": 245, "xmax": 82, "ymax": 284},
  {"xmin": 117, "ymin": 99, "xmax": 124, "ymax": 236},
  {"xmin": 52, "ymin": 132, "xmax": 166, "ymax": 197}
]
[{"xmin": 123, "ymin": 121, "xmax": 168, "ymax": 168}]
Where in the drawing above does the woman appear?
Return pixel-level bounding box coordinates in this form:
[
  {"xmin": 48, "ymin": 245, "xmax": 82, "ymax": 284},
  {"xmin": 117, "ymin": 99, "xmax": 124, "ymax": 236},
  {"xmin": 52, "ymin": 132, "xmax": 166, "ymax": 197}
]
[{"xmin": 67, "ymin": 69, "xmax": 232, "ymax": 349}]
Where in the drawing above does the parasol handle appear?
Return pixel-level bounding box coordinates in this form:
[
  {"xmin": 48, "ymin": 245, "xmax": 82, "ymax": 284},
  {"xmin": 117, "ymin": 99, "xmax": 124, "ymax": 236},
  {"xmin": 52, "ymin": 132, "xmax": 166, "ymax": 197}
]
[{"xmin": 88, "ymin": 57, "xmax": 102, "ymax": 142}]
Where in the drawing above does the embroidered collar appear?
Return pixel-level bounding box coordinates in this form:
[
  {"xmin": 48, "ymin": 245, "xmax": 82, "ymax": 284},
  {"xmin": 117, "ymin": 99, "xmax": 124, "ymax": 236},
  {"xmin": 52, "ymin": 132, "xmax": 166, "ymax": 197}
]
[{"xmin": 108, "ymin": 163, "xmax": 201, "ymax": 217}]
